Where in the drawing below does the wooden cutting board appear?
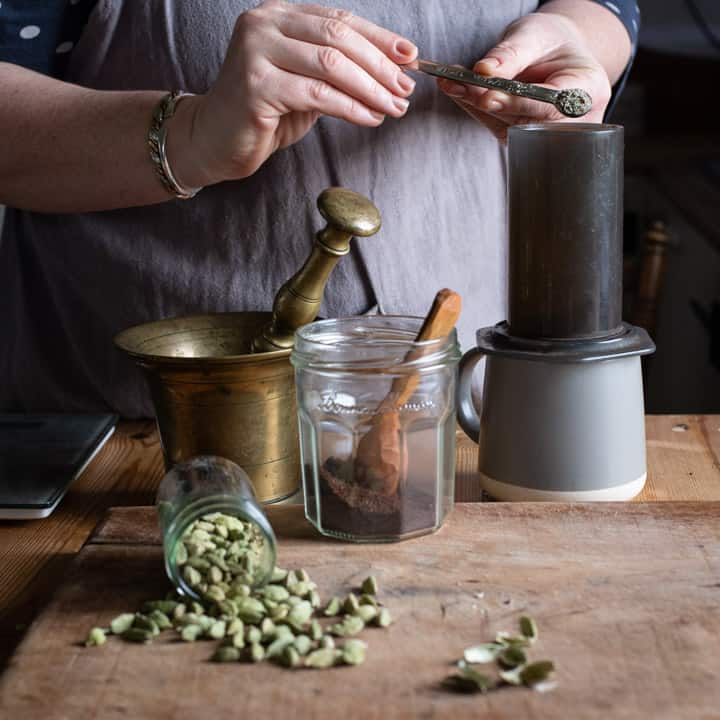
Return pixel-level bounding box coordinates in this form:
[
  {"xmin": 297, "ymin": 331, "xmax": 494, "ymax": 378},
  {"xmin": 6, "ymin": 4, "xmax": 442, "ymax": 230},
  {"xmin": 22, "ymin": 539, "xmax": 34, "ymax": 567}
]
[{"xmin": 1, "ymin": 503, "xmax": 719, "ymax": 720}]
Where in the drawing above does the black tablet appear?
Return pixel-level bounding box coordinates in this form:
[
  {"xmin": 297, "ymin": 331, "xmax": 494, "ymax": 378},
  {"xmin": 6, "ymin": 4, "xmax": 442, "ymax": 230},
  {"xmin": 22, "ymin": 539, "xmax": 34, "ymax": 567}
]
[{"xmin": 0, "ymin": 414, "xmax": 118, "ymax": 519}]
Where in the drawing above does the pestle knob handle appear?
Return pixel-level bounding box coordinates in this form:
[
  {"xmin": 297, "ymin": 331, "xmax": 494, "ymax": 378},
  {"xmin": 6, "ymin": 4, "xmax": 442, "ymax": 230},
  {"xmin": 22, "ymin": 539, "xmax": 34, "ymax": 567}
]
[{"xmin": 251, "ymin": 188, "xmax": 381, "ymax": 353}]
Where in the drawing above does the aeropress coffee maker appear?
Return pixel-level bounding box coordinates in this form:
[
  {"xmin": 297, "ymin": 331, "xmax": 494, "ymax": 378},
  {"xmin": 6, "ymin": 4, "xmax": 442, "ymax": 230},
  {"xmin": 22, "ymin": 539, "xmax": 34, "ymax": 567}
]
[{"xmin": 457, "ymin": 123, "xmax": 655, "ymax": 501}]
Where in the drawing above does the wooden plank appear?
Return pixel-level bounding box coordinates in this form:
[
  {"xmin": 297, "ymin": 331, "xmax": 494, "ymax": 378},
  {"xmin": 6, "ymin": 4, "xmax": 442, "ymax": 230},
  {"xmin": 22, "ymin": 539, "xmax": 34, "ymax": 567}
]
[
  {"xmin": 1, "ymin": 503, "xmax": 718, "ymax": 720},
  {"xmin": 642, "ymin": 415, "xmax": 720, "ymax": 501},
  {"xmin": 0, "ymin": 420, "xmax": 162, "ymax": 665}
]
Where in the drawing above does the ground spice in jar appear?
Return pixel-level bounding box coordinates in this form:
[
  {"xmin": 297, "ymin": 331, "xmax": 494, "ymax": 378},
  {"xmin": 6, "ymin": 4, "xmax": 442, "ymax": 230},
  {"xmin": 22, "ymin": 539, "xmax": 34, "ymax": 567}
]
[{"xmin": 314, "ymin": 457, "xmax": 438, "ymax": 539}]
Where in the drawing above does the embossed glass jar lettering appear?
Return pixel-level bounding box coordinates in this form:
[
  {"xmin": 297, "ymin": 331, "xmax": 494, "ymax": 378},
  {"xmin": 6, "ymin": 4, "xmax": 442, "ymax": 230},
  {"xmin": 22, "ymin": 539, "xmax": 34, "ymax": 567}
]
[{"xmin": 291, "ymin": 316, "xmax": 461, "ymax": 542}]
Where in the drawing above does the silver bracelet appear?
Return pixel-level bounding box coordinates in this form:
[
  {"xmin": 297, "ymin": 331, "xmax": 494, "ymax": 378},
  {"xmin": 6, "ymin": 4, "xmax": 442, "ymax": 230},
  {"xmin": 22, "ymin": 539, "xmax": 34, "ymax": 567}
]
[{"xmin": 148, "ymin": 91, "xmax": 202, "ymax": 200}]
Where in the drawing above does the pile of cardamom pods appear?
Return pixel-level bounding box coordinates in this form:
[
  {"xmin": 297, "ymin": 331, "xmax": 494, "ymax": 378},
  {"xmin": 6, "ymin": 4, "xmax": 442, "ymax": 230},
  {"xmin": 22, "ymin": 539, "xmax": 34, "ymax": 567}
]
[
  {"xmin": 84, "ymin": 512, "xmax": 391, "ymax": 669},
  {"xmin": 443, "ymin": 616, "xmax": 556, "ymax": 693}
]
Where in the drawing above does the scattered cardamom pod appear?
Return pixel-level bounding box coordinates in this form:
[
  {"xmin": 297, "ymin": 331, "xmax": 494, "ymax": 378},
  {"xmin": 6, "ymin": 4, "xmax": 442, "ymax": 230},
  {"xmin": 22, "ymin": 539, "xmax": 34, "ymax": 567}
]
[
  {"xmin": 373, "ymin": 608, "xmax": 392, "ymax": 628},
  {"xmin": 519, "ymin": 616, "xmax": 538, "ymax": 644},
  {"xmin": 330, "ymin": 615, "xmax": 364, "ymax": 637},
  {"xmin": 122, "ymin": 627, "xmax": 153, "ymax": 644},
  {"xmin": 463, "ymin": 643, "xmax": 503, "ymax": 664},
  {"xmin": 361, "ymin": 576, "xmax": 378, "ymax": 595},
  {"xmin": 309, "ymin": 620, "xmax": 323, "ymax": 641},
  {"xmin": 247, "ymin": 642, "xmax": 265, "ymax": 663},
  {"xmin": 132, "ymin": 614, "xmax": 160, "ymax": 636},
  {"xmin": 343, "ymin": 593, "xmax": 360, "ymax": 614},
  {"xmin": 180, "ymin": 625, "xmax": 202, "ymax": 642},
  {"xmin": 147, "ymin": 609, "xmax": 172, "ymax": 631},
  {"xmin": 278, "ymin": 645, "xmax": 301, "ymax": 668},
  {"xmin": 85, "ymin": 627, "xmax": 107, "ymax": 647},
  {"xmin": 305, "ymin": 648, "xmax": 341, "ymax": 669},
  {"xmin": 109, "ymin": 613, "xmax": 135, "ymax": 635},
  {"xmin": 354, "ymin": 605, "xmax": 377, "ymax": 623},
  {"xmin": 520, "ymin": 660, "xmax": 555, "ymax": 687},
  {"xmin": 444, "ymin": 662, "xmax": 494, "ymax": 694},
  {"xmin": 207, "ymin": 620, "xmax": 227, "ymax": 640},
  {"xmin": 212, "ymin": 646, "xmax": 240, "ymax": 662},
  {"xmin": 341, "ymin": 639, "xmax": 367, "ymax": 665},
  {"xmin": 498, "ymin": 646, "xmax": 527, "ymax": 669},
  {"xmin": 319, "ymin": 635, "xmax": 335, "ymax": 650},
  {"xmin": 323, "ymin": 597, "xmax": 341, "ymax": 617}
]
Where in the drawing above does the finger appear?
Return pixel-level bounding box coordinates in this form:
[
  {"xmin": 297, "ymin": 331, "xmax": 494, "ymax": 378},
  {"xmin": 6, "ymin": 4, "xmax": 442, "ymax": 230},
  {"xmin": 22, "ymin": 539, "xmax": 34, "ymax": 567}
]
[
  {"xmin": 267, "ymin": 36, "xmax": 409, "ymax": 118},
  {"xmin": 264, "ymin": 67, "xmax": 387, "ymax": 127},
  {"xmin": 473, "ymin": 18, "xmax": 548, "ymax": 81},
  {"xmin": 275, "ymin": 10, "xmax": 415, "ymax": 97},
  {"xmin": 296, "ymin": 4, "xmax": 417, "ymax": 63}
]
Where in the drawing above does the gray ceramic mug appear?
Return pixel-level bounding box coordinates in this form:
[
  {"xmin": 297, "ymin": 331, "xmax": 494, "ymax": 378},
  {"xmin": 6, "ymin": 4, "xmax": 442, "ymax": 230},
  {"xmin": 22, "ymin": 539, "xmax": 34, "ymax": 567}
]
[{"xmin": 457, "ymin": 341, "xmax": 648, "ymax": 501}]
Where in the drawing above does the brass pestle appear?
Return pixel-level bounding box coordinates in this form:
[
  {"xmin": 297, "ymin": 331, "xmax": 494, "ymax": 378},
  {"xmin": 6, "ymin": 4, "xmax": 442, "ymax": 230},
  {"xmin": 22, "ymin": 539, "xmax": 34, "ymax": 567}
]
[{"xmin": 252, "ymin": 187, "xmax": 382, "ymax": 352}]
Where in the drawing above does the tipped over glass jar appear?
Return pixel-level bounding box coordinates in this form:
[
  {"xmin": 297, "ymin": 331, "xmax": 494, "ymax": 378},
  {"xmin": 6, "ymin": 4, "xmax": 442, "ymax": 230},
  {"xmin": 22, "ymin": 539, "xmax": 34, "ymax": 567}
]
[
  {"xmin": 157, "ymin": 456, "xmax": 277, "ymax": 599},
  {"xmin": 291, "ymin": 315, "xmax": 461, "ymax": 542}
]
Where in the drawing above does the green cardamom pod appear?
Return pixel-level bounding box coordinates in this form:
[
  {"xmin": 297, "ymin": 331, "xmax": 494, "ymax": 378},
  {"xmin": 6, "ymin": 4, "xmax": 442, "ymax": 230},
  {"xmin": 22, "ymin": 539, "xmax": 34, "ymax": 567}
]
[
  {"xmin": 132, "ymin": 614, "xmax": 160, "ymax": 636},
  {"xmin": 180, "ymin": 624, "xmax": 203, "ymax": 642},
  {"xmin": 287, "ymin": 601, "xmax": 313, "ymax": 628},
  {"xmin": 245, "ymin": 626, "xmax": 262, "ymax": 644},
  {"xmin": 291, "ymin": 581, "xmax": 312, "ymax": 598},
  {"xmin": 265, "ymin": 636, "xmax": 294, "ymax": 659},
  {"xmin": 305, "ymin": 648, "xmax": 340, "ymax": 669},
  {"xmin": 498, "ymin": 646, "xmax": 527, "ymax": 669},
  {"xmin": 495, "ymin": 631, "xmax": 529, "ymax": 647},
  {"xmin": 296, "ymin": 569, "xmax": 310, "ymax": 583},
  {"xmin": 85, "ymin": 627, "xmax": 107, "ymax": 647},
  {"xmin": 520, "ymin": 660, "xmax": 555, "ymax": 687},
  {"xmin": 248, "ymin": 642, "xmax": 265, "ymax": 663},
  {"xmin": 172, "ymin": 604, "xmax": 187, "ymax": 621},
  {"xmin": 271, "ymin": 568, "xmax": 289, "ymax": 583},
  {"xmin": 330, "ymin": 615, "xmax": 364, "ymax": 637},
  {"xmin": 373, "ymin": 608, "xmax": 392, "ymax": 628},
  {"xmin": 207, "ymin": 620, "xmax": 227, "ymax": 640},
  {"xmin": 226, "ymin": 618, "xmax": 244, "ymax": 636},
  {"xmin": 361, "ymin": 576, "xmax": 378, "ymax": 595},
  {"xmin": 341, "ymin": 639, "xmax": 367, "ymax": 666},
  {"xmin": 343, "ymin": 593, "xmax": 360, "ymax": 614},
  {"xmin": 122, "ymin": 627, "xmax": 154, "ymax": 644},
  {"xmin": 183, "ymin": 565, "xmax": 202, "ymax": 588},
  {"xmin": 211, "ymin": 646, "xmax": 240, "ymax": 662},
  {"xmin": 308, "ymin": 590, "xmax": 322, "ymax": 609},
  {"xmin": 499, "ymin": 666, "xmax": 523, "ymax": 686},
  {"xmin": 354, "ymin": 605, "xmax": 377, "ymax": 623},
  {"xmin": 323, "ymin": 597, "xmax": 341, "ymax": 617},
  {"xmin": 463, "ymin": 643, "xmax": 503, "ymax": 664},
  {"xmin": 175, "ymin": 542, "xmax": 188, "ymax": 565},
  {"xmin": 141, "ymin": 600, "xmax": 178, "ymax": 615},
  {"xmin": 208, "ymin": 566, "xmax": 224, "ymax": 584},
  {"xmin": 278, "ymin": 646, "xmax": 302, "ymax": 668},
  {"xmin": 261, "ymin": 585, "xmax": 290, "ymax": 602},
  {"xmin": 235, "ymin": 597, "xmax": 265, "ymax": 624},
  {"xmin": 293, "ymin": 635, "xmax": 313, "ymax": 656},
  {"xmin": 109, "ymin": 613, "xmax": 135, "ymax": 635},
  {"xmin": 270, "ymin": 604, "xmax": 289, "ymax": 622},
  {"xmin": 319, "ymin": 635, "xmax": 335, "ymax": 650},
  {"xmin": 147, "ymin": 610, "xmax": 172, "ymax": 631},
  {"xmin": 309, "ymin": 620, "xmax": 323, "ymax": 642},
  {"xmin": 231, "ymin": 631, "xmax": 246, "ymax": 649},
  {"xmin": 359, "ymin": 594, "xmax": 378, "ymax": 608},
  {"xmin": 519, "ymin": 616, "xmax": 538, "ymax": 644}
]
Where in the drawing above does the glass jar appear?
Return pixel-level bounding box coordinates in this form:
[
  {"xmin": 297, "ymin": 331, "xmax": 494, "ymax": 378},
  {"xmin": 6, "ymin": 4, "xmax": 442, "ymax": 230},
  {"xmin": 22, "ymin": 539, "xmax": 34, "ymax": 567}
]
[
  {"xmin": 291, "ymin": 315, "xmax": 461, "ymax": 542},
  {"xmin": 157, "ymin": 456, "xmax": 276, "ymax": 599}
]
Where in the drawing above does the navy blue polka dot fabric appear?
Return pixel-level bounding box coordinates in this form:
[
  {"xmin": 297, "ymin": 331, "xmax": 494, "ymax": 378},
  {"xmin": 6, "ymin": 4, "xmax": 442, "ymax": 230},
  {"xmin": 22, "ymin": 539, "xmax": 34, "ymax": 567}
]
[{"xmin": 0, "ymin": 0, "xmax": 96, "ymax": 78}]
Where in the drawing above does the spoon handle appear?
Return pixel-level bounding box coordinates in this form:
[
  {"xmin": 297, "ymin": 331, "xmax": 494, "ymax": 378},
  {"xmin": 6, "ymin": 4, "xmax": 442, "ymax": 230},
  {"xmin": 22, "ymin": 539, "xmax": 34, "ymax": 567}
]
[{"xmin": 405, "ymin": 59, "xmax": 592, "ymax": 118}]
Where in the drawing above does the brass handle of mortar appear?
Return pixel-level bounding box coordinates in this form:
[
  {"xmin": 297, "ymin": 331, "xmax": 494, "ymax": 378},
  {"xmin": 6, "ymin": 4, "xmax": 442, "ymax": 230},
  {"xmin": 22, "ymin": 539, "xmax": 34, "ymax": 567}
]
[{"xmin": 251, "ymin": 187, "xmax": 382, "ymax": 352}]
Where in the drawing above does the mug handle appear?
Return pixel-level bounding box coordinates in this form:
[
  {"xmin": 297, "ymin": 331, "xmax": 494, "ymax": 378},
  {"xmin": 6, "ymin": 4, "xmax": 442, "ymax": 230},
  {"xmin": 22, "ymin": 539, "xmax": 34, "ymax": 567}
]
[{"xmin": 456, "ymin": 347, "xmax": 486, "ymax": 444}]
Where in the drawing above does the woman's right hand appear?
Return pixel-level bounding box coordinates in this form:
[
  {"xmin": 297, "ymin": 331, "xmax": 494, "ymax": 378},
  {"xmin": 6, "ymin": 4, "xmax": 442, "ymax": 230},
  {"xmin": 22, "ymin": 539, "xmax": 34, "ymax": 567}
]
[{"xmin": 171, "ymin": 1, "xmax": 418, "ymax": 188}]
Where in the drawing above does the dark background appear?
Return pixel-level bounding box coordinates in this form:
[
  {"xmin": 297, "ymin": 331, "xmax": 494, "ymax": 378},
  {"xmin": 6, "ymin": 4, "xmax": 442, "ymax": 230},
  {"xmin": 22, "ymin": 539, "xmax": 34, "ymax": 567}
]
[{"xmin": 617, "ymin": 0, "xmax": 720, "ymax": 412}]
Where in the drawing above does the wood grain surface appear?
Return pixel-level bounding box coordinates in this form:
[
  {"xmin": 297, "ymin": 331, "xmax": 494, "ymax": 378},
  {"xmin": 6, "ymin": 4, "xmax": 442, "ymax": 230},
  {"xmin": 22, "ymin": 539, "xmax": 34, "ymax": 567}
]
[
  {"xmin": 1, "ymin": 503, "xmax": 719, "ymax": 720},
  {"xmin": 1, "ymin": 416, "xmax": 719, "ymax": 671}
]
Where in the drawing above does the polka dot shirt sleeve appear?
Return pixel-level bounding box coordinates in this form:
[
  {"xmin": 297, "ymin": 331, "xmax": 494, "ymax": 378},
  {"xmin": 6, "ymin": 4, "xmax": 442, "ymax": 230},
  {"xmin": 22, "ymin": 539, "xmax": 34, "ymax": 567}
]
[
  {"xmin": 537, "ymin": 0, "xmax": 641, "ymax": 119},
  {"xmin": 0, "ymin": 0, "xmax": 98, "ymax": 78}
]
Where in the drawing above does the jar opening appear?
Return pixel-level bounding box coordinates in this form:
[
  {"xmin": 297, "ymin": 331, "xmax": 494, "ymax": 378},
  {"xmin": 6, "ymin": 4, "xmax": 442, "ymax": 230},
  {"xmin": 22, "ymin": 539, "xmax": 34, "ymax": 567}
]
[{"xmin": 291, "ymin": 315, "xmax": 460, "ymax": 372}]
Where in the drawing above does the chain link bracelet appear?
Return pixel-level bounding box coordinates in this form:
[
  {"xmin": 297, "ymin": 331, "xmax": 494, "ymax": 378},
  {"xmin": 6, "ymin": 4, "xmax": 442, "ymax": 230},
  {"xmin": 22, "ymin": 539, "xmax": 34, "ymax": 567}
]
[{"xmin": 148, "ymin": 91, "xmax": 202, "ymax": 200}]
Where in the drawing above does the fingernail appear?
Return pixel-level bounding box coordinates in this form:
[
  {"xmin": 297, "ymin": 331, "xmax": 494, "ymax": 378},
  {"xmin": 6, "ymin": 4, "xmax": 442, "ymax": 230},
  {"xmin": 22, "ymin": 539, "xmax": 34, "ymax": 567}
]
[
  {"xmin": 393, "ymin": 96, "xmax": 409, "ymax": 114},
  {"xmin": 476, "ymin": 57, "xmax": 500, "ymax": 72},
  {"xmin": 368, "ymin": 110, "xmax": 385, "ymax": 123},
  {"xmin": 395, "ymin": 39, "xmax": 415, "ymax": 57},
  {"xmin": 486, "ymin": 100, "xmax": 504, "ymax": 112},
  {"xmin": 443, "ymin": 82, "xmax": 466, "ymax": 98},
  {"xmin": 397, "ymin": 73, "xmax": 415, "ymax": 93}
]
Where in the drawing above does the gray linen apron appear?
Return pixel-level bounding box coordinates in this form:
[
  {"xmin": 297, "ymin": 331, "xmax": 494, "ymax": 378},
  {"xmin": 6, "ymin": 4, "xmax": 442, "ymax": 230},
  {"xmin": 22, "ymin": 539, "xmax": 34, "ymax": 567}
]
[{"xmin": 0, "ymin": 0, "xmax": 537, "ymax": 417}]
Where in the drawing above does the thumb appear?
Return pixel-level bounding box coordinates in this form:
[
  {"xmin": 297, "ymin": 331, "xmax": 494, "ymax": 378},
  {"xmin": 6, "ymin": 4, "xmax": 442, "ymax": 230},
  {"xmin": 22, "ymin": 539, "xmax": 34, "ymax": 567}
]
[{"xmin": 474, "ymin": 20, "xmax": 544, "ymax": 79}]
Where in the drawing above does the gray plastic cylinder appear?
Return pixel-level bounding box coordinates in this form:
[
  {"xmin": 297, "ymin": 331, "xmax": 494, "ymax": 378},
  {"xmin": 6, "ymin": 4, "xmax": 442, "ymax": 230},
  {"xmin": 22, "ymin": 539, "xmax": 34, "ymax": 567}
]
[{"xmin": 507, "ymin": 123, "xmax": 624, "ymax": 340}]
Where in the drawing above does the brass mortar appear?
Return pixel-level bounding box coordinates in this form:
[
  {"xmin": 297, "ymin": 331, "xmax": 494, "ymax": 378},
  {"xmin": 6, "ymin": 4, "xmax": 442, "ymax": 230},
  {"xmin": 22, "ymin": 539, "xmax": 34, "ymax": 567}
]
[{"xmin": 115, "ymin": 188, "xmax": 381, "ymax": 503}]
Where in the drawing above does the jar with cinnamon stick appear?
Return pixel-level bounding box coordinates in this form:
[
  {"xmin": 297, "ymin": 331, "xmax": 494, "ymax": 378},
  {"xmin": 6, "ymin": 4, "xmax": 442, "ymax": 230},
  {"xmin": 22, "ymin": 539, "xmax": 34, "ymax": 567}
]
[{"xmin": 291, "ymin": 311, "xmax": 461, "ymax": 542}]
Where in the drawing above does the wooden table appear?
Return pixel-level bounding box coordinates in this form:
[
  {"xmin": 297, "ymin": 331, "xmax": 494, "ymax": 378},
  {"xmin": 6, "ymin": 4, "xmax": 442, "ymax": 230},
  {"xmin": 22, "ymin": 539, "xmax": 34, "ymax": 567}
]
[{"xmin": 1, "ymin": 415, "xmax": 719, "ymax": 671}]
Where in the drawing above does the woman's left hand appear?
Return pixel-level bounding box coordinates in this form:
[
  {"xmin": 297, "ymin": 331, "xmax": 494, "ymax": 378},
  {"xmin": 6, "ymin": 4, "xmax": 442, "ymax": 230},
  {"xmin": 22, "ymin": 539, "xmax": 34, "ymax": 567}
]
[{"xmin": 438, "ymin": 12, "xmax": 612, "ymax": 140}]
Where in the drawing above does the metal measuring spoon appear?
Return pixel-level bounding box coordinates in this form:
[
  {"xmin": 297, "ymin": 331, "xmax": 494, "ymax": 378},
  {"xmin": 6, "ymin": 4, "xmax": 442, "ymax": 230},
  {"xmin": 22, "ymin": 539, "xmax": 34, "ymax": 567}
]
[{"xmin": 404, "ymin": 59, "xmax": 593, "ymax": 118}]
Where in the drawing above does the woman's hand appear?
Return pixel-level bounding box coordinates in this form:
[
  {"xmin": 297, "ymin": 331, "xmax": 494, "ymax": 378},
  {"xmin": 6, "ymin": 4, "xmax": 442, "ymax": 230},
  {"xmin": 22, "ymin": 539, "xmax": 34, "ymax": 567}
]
[
  {"xmin": 171, "ymin": 0, "xmax": 418, "ymax": 187},
  {"xmin": 438, "ymin": 12, "xmax": 612, "ymax": 140}
]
